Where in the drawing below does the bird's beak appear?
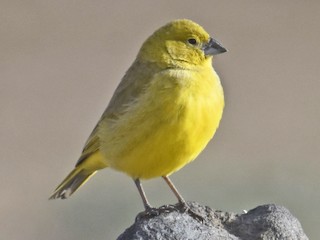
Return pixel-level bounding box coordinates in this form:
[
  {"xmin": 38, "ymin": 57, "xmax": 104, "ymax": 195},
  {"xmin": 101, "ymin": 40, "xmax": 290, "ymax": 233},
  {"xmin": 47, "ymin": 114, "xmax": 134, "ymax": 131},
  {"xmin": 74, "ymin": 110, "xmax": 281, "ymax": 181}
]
[{"xmin": 203, "ymin": 37, "xmax": 227, "ymax": 56}]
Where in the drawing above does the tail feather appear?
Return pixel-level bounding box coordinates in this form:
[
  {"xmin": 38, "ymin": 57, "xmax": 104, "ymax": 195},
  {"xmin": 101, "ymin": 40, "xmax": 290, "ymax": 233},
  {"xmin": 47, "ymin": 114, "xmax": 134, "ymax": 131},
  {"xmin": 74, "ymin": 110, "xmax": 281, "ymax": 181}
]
[
  {"xmin": 49, "ymin": 168, "xmax": 97, "ymax": 200},
  {"xmin": 49, "ymin": 151, "xmax": 107, "ymax": 200}
]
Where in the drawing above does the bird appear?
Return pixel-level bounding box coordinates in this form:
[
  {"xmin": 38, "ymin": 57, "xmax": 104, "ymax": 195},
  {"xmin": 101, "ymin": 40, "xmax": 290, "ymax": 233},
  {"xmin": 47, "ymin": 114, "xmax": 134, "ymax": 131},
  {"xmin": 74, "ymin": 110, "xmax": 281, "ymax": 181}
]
[{"xmin": 49, "ymin": 19, "xmax": 227, "ymax": 213}]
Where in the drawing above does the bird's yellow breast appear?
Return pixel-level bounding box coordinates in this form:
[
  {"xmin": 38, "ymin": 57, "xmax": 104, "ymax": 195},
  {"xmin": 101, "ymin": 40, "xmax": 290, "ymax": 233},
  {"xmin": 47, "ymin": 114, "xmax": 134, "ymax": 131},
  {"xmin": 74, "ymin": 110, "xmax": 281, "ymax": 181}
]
[{"xmin": 99, "ymin": 63, "xmax": 224, "ymax": 179}]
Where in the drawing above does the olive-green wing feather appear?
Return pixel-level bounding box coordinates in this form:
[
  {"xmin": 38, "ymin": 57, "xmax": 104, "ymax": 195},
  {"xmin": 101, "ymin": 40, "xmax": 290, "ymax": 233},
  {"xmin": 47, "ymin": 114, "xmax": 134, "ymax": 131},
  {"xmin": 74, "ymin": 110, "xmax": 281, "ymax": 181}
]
[
  {"xmin": 103, "ymin": 60, "xmax": 162, "ymax": 119},
  {"xmin": 76, "ymin": 60, "xmax": 162, "ymax": 166}
]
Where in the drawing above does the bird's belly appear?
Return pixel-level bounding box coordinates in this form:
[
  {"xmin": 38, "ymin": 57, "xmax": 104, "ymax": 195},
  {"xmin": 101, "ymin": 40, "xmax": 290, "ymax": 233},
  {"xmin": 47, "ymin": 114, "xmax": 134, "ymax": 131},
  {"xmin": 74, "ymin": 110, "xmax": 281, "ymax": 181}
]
[{"xmin": 101, "ymin": 94, "xmax": 223, "ymax": 179}]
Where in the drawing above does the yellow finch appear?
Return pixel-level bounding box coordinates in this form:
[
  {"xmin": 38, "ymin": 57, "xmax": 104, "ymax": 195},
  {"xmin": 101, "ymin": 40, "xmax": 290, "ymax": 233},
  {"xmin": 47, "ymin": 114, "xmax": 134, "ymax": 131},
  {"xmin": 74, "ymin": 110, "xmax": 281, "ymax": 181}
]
[{"xmin": 49, "ymin": 19, "xmax": 227, "ymax": 211}]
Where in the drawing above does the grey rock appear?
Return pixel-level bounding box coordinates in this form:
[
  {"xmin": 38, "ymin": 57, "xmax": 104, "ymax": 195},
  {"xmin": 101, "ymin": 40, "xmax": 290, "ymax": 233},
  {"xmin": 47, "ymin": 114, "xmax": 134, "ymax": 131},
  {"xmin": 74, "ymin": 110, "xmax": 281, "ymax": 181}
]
[{"xmin": 117, "ymin": 202, "xmax": 308, "ymax": 240}]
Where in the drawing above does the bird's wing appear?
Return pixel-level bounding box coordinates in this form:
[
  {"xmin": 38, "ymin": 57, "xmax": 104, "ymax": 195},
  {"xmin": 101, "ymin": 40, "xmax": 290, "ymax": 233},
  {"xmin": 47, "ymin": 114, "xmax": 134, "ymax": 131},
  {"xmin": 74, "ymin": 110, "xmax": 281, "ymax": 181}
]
[
  {"xmin": 76, "ymin": 60, "xmax": 161, "ymax": 166},
  {"xmin": 103, "ymin": 60, "xmax": 162, "ymax": 119}
]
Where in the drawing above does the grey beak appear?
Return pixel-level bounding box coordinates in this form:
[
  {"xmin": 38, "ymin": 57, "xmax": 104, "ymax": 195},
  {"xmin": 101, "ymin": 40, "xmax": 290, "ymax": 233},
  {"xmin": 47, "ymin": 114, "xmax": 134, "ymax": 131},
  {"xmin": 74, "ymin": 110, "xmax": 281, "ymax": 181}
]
[{"xmin": 203, "ymin": 37, "xmax": 227, "ymax": 56}]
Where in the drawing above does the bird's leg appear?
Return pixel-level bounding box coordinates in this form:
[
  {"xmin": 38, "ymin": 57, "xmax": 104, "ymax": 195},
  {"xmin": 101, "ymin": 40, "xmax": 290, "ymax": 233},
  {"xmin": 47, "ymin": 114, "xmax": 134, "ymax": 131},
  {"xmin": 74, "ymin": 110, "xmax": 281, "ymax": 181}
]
[
  {"xmin": 134, "ymin": 178, "xmax": 152, "ymax": 211},
  {"xmin": 162, "ymin": 176, "xmax": 187, "ymax": 207},
  {"xmin": 162, "ymin": 176, "xmax": 204, "ymax": 222}
]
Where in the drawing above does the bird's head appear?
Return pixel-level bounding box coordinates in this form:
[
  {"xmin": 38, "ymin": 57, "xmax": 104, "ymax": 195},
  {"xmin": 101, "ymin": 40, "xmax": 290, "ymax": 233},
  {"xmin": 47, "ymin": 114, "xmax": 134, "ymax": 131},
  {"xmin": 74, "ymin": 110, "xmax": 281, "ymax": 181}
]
[{"xmin": 138, "ymin": 19, "xmax": 227, "ymax": 69}]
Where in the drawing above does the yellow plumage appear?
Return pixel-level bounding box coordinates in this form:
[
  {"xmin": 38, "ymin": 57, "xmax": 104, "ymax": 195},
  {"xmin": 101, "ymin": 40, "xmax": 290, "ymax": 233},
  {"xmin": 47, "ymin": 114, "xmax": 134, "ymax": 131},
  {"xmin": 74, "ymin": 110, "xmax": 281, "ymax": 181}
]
[{"xmin": 49, "ymin": 19, "xmax": 226, "ymax": 207}]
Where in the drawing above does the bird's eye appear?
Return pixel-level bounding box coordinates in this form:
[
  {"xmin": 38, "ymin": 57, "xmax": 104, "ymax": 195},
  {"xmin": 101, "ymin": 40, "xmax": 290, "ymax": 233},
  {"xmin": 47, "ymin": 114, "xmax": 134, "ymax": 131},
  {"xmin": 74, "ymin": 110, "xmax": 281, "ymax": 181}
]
[{"xmin": 187, "ymin": 38, "xmax": 197, "ymax": 45}]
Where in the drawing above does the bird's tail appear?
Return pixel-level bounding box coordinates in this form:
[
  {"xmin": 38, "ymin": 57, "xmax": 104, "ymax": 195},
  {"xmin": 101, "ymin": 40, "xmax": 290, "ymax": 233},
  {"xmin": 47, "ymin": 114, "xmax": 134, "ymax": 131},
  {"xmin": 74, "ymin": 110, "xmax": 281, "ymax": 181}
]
[
  {"xmin": 49, "ymin": 151, "xmax": 107, "ymax": 200},
  {"xmin": 49, "ymin": 167, "xmax": 96, "ymax": 199}
]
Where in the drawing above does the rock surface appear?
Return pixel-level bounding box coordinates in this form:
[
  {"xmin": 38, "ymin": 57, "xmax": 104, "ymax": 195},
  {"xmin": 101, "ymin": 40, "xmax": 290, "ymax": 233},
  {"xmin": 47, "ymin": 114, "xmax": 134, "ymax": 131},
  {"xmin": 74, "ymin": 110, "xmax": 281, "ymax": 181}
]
[{"xmin": 117, "ymin": 202, "xmax": 309, "ymax": 240}]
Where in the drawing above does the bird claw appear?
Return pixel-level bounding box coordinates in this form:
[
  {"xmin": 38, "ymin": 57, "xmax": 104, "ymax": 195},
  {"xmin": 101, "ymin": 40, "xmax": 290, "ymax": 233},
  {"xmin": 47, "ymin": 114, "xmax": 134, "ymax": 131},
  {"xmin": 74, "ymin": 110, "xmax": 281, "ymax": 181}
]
[
  {"xmin": 135, "ymin": 206, "xmax": 160, "ymax": 221},
  {"xmin": 135, "ymin": 202, "xmax": 205, "ymax": 223},
  {"xmin": 176, "ymin": 202, "xmax": 205, "ymax": 222},
  {"xmin": 158, "ymin": 204, "xmax": 178, "ymax": 213}
]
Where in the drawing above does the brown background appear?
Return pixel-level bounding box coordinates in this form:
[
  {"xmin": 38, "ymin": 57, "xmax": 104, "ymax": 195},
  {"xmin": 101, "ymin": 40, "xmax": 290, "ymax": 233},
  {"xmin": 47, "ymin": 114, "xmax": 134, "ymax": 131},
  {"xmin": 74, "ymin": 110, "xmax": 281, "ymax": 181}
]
[{"xmin": 1, "ymin": 1, "xmax": 319, "ymax": 239}]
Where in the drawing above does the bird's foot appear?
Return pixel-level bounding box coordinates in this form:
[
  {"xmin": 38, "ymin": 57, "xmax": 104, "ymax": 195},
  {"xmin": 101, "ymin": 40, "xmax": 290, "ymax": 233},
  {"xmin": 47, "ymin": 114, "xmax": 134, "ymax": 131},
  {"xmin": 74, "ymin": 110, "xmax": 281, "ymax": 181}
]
[
  {"xmin": 135, "ymin": 206, "xmax": 160, "ymax": 221},
  {"xmin": 176, "ymin": 201, "xmax": 205, "ymax": 222},
  {"xmin": 135, "ymin": 202, "xmax": 205, "ymax": 223}
]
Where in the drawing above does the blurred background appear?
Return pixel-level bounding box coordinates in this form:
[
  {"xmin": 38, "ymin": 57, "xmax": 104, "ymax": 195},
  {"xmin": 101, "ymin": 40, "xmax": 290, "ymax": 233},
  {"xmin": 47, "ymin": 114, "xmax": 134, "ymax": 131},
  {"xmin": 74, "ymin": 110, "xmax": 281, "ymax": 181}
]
[{"xmin": 1, "ymin": 1, "xmax": 319, "ymax": 239}]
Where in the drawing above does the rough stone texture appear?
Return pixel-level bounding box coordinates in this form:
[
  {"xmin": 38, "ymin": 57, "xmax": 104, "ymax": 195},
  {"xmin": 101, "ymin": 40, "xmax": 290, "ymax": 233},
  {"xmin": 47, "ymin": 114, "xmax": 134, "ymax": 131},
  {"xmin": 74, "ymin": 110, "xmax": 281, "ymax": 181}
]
[{"xmin": 117, "ymin": 202, "xmax": 309, "ymax": 240}]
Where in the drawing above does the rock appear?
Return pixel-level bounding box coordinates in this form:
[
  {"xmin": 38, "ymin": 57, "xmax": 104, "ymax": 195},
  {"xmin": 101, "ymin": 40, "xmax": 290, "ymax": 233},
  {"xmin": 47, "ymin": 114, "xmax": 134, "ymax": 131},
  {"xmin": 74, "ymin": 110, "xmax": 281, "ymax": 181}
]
[{"xmin": 117, "ymin": 202, "xmax": 309, "ymax": 240}]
